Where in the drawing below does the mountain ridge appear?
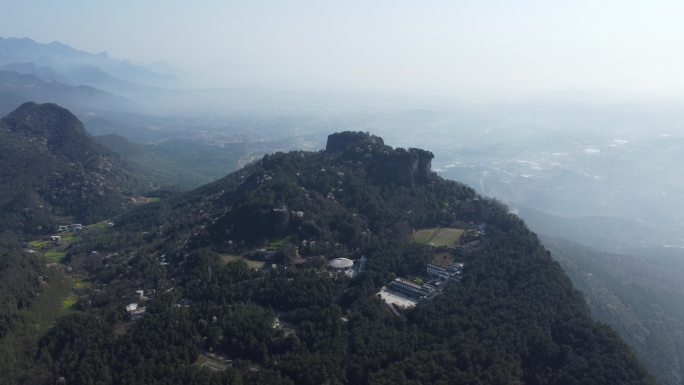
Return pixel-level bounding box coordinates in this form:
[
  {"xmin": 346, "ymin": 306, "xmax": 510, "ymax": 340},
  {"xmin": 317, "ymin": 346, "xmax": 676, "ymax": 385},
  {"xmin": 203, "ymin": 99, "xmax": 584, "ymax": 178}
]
[
  {"xmin": 0, "ymin": 36, "xmax": 179, "ymax": 88},
  {"xmin": 0, "ymin": 70, "xmax": 136, "ymax": 116}
]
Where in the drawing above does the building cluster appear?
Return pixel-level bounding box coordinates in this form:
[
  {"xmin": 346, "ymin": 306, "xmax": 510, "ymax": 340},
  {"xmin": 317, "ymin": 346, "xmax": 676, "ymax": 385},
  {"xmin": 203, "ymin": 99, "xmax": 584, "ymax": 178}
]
[
  {"xmin": 455, "ymin": 228, "xmax": 485, "ymax": 251},
  {"xmin": 388, "ymin": 277, "xmax": 439, "ymax": 300},
  {"xmin": 125, "ymin": 289, "xmax": 155, "ymax": 320},
  {"xmin": 426, "ymin": 262, "xmax": 464, "ymax": 282},
  {"xmin": 158, "ymin": 254, "xmax": 170, "ymax": 266},
  {"xmin": 57, "ymin": 223, "xmax": 84, "ymax": 233},
  {"xmin": 381, "ymin": 260, "xmax": 466, "ymax": 307}
]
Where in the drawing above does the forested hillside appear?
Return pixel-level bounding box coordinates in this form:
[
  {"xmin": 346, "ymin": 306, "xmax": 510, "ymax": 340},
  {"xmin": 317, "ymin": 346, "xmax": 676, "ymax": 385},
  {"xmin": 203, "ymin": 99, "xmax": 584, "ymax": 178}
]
[{"xmin": 11, "ymin": 131, "xmax": 653, "ymax": 385}]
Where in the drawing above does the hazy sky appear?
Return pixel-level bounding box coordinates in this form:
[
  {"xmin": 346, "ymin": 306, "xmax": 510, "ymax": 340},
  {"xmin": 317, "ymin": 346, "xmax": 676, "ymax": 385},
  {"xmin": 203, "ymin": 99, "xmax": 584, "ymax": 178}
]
[{"xmin": 3, "ymin": 0, "xmax": 684, "ymax": 100}]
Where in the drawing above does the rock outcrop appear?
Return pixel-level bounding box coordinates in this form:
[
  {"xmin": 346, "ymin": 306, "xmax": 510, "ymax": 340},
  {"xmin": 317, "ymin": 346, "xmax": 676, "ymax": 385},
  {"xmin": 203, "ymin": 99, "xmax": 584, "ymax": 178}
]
[{"xmin": 326, "ymin": 131, "xmax": 433, "ymax": 186}]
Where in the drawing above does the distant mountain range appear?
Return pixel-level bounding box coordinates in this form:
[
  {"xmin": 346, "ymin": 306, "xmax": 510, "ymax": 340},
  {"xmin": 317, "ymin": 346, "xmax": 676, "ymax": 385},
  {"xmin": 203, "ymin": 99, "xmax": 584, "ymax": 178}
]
[
  {"xmin": 0, "ymin": 36, "xmax": 192, "ymax": 116},
  {"xmin": 0, "ymin": 71, "xmax": 136, "ymax": 116},
  {"xmin": 0, "ymin": 36, "xmax": 181, "ymax": 89}
]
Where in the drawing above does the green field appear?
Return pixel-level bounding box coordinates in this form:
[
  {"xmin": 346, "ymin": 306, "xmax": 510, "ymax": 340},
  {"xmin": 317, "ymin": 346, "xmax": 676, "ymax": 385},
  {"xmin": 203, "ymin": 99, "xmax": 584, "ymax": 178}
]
[
  {"xmin": 88, "ymin": 221, "xmax": 111, "ymax": 231},
  {"xmin": 64, "ymin": 234, "xmax": 83, "ymax": 243},
  {"xmin": 44, "ymin": 251, "xmax": 67, "ymax": 263},
  {"xmin": 28, "ymin": 240, "xmax": 50, "ymax": 249},
  {"xmin": 414, "ymin": 228, "xmax": 465, "ymax": 247}
]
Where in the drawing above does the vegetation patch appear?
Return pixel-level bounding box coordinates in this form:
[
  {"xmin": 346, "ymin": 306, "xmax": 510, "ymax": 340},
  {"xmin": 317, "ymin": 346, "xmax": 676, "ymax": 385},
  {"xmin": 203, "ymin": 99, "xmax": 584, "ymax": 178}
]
[
  {"xmin": 88, "ymin": 221, "xmax": 110, "ymax": 231},
  {"xmin": 267, "ymin": 239, "xmax": 286, "ymax": 250},
  {"xmin": 431, "ymin": 252, "xmax": 454, "ymax": 268},
  {"xmin": 43, "ymin": 251, "xmax": 67, "ymax": 263},
  {"xmin": 414, "ymin": 228, "xmax": 465, "ymax": 247},
  {"xmin": 28, "ymin": 240, "xmax": 50, "ymax": 250},
  {"xmin": 220, "ymin": 254, "xmax": 265, "ymax": 270},
  {"xmin": 61, "ymin": 294, "xmax": 77, "ymax": 310},
  {"xmin": 195, "ymin": 353, "xmax": 231, "ymax": 372},
  {"xmin": 73, "ymin": 278, "xmax": 90, "ymax": 290},
  {"xmin": 60, "ymin": 234, "xmax": 75, "ymax": 242}
]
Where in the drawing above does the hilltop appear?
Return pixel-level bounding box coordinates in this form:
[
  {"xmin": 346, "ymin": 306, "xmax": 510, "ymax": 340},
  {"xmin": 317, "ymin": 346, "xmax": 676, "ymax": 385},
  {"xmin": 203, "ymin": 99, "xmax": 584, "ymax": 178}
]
[{"xmin": 0, "ymin": 102, "xmax": 142, "ymax": 239}]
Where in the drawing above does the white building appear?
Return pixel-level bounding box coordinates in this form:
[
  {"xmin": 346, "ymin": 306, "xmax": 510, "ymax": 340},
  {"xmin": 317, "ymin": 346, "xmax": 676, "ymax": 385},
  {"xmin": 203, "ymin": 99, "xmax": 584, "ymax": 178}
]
[
  {"xmin": 125, "ymin": 303, "xmax": 146, "ymax": 320},
  {"xmin": 329, "ymin": 257, "xmax": 354, "ymax": 272},
  {"xmin": 427, "ymin": 263, "xmax": 464, "ymax": 282}
]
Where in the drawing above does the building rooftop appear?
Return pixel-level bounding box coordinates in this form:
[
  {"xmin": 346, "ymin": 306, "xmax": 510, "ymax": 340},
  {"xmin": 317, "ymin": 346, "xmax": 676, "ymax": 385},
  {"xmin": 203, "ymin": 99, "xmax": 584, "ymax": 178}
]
[
  {"xmin": 393, "ymin": 277, "xmax": 423, "ymax": 290},
  {"xmin": 329, "ymin": 257, "xmax": 354, "ymax": 269}
]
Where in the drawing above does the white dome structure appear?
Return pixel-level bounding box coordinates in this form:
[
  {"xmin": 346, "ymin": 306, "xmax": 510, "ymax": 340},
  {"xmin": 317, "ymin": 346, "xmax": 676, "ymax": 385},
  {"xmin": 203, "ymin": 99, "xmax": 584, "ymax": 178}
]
[{"xmin": 329, "ymin": 257, "xmax": 354, "ymax": 270}]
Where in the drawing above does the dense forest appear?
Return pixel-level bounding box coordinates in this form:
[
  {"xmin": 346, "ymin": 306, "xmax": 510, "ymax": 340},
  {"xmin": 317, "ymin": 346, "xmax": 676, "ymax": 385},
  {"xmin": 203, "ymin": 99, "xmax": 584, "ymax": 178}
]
[{"xmin": 0, "ymin": 118, "xmax": 655, "ymax": 384}]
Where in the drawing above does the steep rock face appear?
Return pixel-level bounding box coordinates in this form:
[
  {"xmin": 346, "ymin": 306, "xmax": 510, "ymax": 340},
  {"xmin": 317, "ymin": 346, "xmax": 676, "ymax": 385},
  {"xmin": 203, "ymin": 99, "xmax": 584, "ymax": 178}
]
[
  {"xmin": 326, "ymin": 131, "xmax": 433, "ymax": 186},
  {"xmin": 383, "ymin": 147, "xmax": 433, "ymax": 185},
  {"xmin": 326, "ymin": 131, "xmax": 385, "ymax": 152}
]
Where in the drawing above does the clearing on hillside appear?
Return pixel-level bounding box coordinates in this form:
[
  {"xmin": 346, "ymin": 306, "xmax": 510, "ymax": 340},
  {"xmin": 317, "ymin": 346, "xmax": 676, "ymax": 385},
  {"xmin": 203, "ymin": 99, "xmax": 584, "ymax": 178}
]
[
  {"xmin": 195, "ymin": 353, "xmax": 231, "ymax": 371},
  {"xmin": 44, "ymin": 251, "xmax": 67, "ymax": 263},
  {"xmin": 414, "ymin": 228, "xmax": 464, "ymax": 247},
  {"xmin": 219, "ymin": 254, "xmax": 265, "ymax": 270}
]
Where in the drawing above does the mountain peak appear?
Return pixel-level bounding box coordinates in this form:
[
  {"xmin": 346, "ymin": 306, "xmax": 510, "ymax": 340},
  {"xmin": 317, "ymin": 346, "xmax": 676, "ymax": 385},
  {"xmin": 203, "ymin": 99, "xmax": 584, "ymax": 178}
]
[
  {"xmin": 1, "ymin": 102, "xmax": 98, "ymax": 164},
  {"xmin": 326, "ymin": 131, "xmax": 434, "ymax": 186},
  {"xmin": 326, "ymin": 131, "xmax": 384, "ymax": 153},
  {"xmin": 2, "ymin": 101, "xmax": 84, "ymax": 137},
  {"xmin": 0, "ymin": 102, "xmax": 140, "ymax": 234}
]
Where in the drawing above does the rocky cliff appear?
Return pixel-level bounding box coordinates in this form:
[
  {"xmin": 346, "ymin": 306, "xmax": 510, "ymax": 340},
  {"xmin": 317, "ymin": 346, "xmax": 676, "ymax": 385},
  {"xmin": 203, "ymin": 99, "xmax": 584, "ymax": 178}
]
[{"xmin": 326, "ymin": 131, "xmax": 433, "ymax": 186}]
